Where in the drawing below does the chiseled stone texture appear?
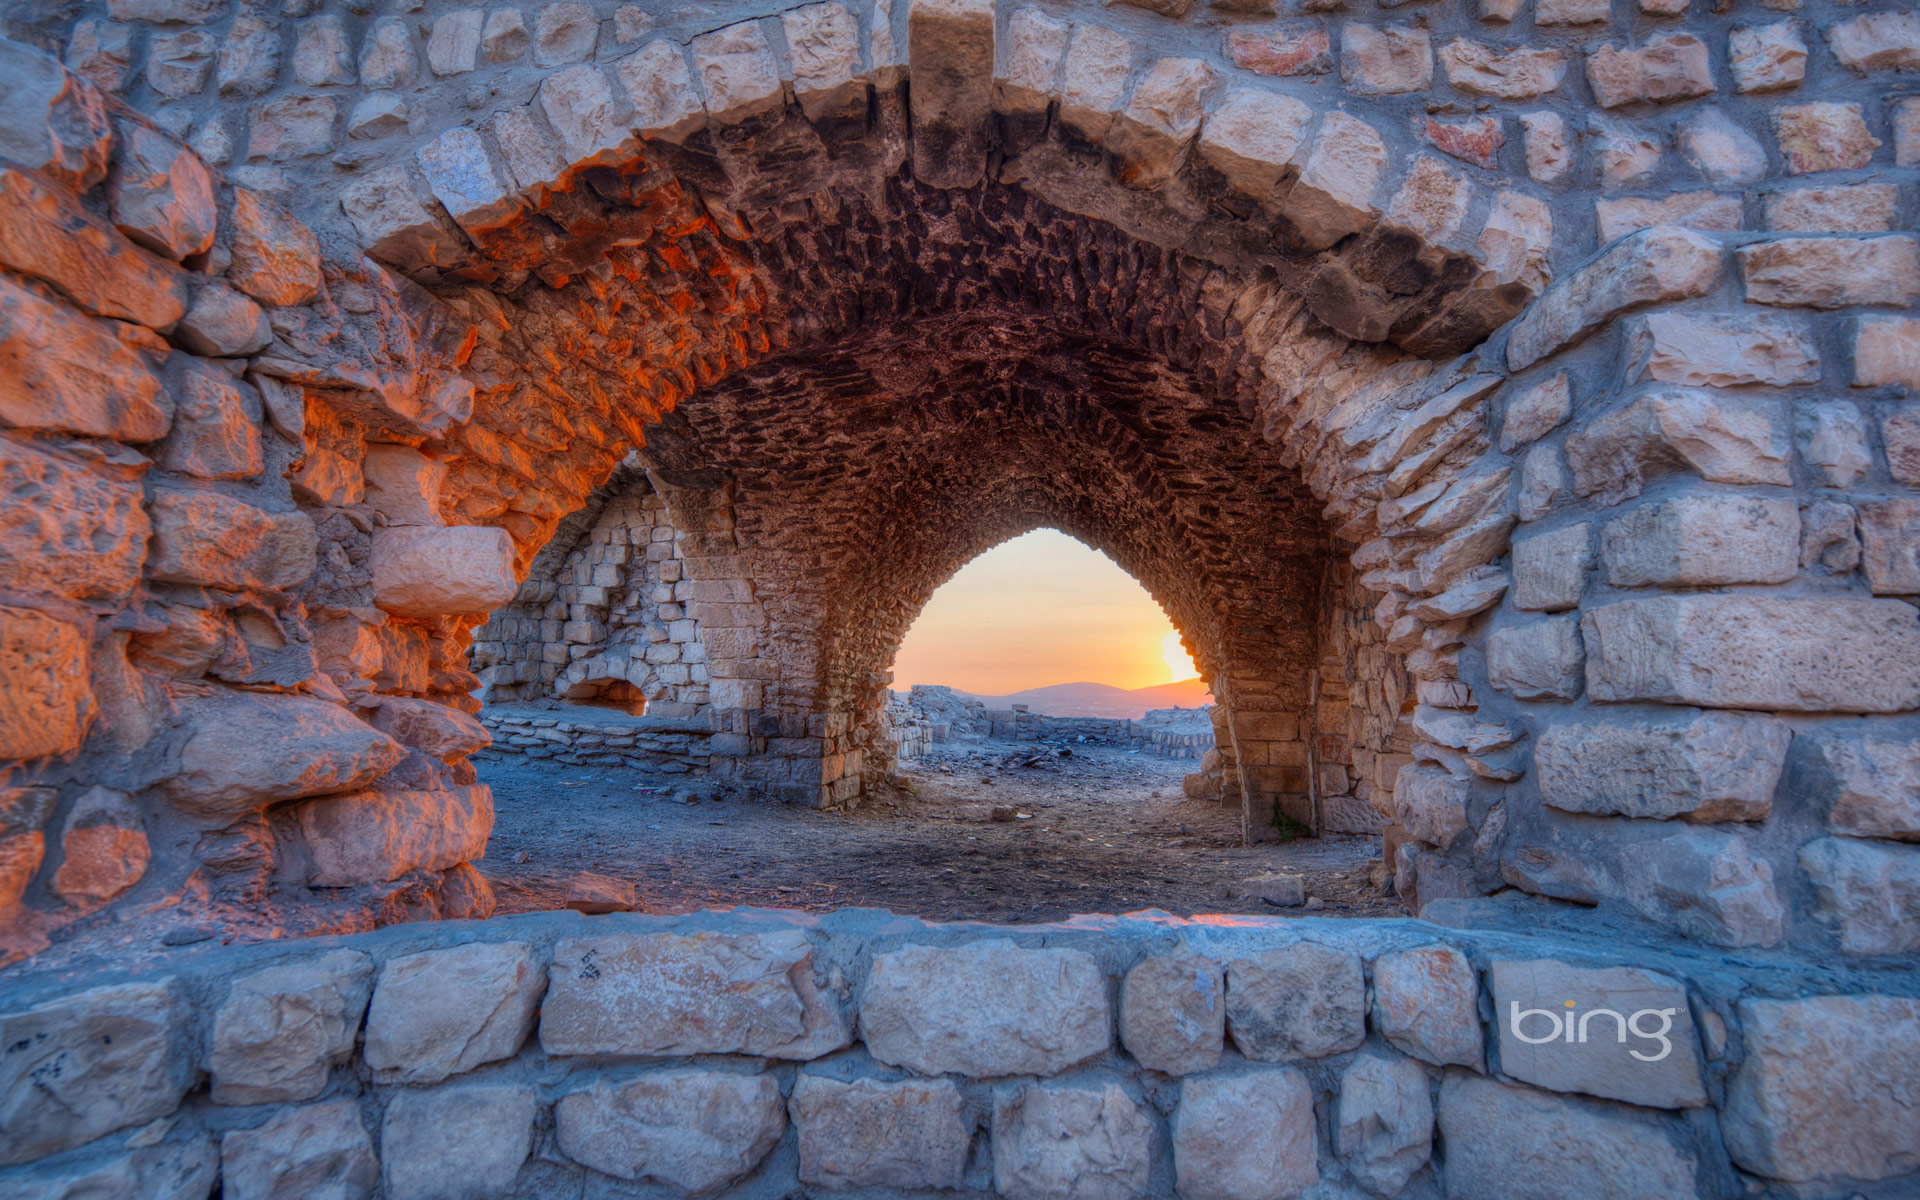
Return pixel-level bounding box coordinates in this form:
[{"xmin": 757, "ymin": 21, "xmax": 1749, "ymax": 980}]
[
  {"xmin": 1371, "ymin": 943, "xmax": 1484, "ymax": 1070},
  {"xmin": 992, "ymin": 1081, "xmax": 1154, "ymax": 1200},
  {"xmin": 1507, "ymin": 226, "xmax": 1722, "ymax": 371},
  {"xmin": 219, "ymin": 1100, "xmax": 378, "ymax": 1200},
  {"xmin": 0, "ymin": 1136, "xmax": 216, "ymax": 1200},
  {"xmin": 382, "ymin": 1084, "xmax": 536, "ymax": 1200},
  {"xmin": 1436, "ymin": 1073, "xmax": 1699, "ymax": 1200},
  {"xmin": 1511, "ymin": 522, "xmax": 1590, "ymax": 613},
  {"xmin": 542, "ymin": 930, "xmax": 851, "ymax": 1059},
  {"xmin": 1600, "ymin": 495, "xmax": 1800, "ymax": 588},
  {"xmin": 861, "ymin": 940, "xmax": 1110, "ymax": 1077},
  {"xmin": 556, "ymin": 1069, "xmax": 784, "ymax": 1193},
  {"xmin": 0, "ymin": 606, "xmax": 91, "ymax": 761},
  {"xmin": 1799, "ymin": 837, "xmax": 1920, "ymax": 955},
  {"xmin": 1536, "ymin": 710, "xmax": 1789, "ymax": 823},
  {"xmin": 1621, "ymin": 310, "xmax": 1819, "ymax": 388},
  {"xmin": 1721, "ymin": 994, "xmax": 1920, "ymax": 1183},
  {"xmin": 1334, "ymin": 1050, "xmax": 1432, "ymax": 1197},
  {"xmin": 1811, "ymin": 732, "xmax": 1920, "ymax": 841},
  {"xmin": 1173, "ymin": 1067, "xmax": 1319, "ymax": 1200},
  {"xmin": 1565, "ymin": 386, "xmax": 1790, "ymax": 504},
  {"xmin": 1739, "ymin": 235, "xmax": 1920, "ymax": 309},
  {"xmin": 0, "ymin": 981, "xmax": 187, "ymax": 1165},
  {"xmin": 1119, "ymin": 949, "xmax": 1224, "ymax": 1075},
  {"xmin": 294, "ymin": 784, "xmax": 493, "ymax": 886},
  {"xmin": 1225, "ymin": 941, "xmax": 1365, "ymax": 1061},
  {"xmin": 363, "ymin": 941, "xmax": 545, "ymax": 1085},
  {"xmin": 208, "ymin": 950, "xmax": 373, "ymax": 1106},
  {"xmin": 790, "ymin": 1075, "xmax": 971, "ymax": 1190},
  {"xmin": 1490, "ymin": 958, "xmax": 1706, "ymax": 1109},
  {"xmin": 158, "ymin": 690, "xmax": 403, "ymax": 815}
]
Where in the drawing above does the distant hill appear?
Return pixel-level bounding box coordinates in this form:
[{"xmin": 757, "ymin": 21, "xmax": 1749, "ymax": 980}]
[{"xmin": 945, "ymin": 677, "xmax": 1213, "ymax": 720}]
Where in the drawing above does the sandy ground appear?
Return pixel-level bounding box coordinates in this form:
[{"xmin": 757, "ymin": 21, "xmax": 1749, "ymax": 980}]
[{"xmin": 479, "ymin": 739, "xmax": 1404, "ymax": 923}]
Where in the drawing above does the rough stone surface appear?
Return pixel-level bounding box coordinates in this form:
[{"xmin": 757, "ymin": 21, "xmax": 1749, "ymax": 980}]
[
  {"xmin": 1511, "ymin": 523, "xmax": 1590, "ymax": 612},
  {"xmin": 1174, "ymin": 1067, "xmax": 1319, "ymax": 1200},
  {"xmin": 1491, "ymin": 958, "xmax": 1706, "ymax": 1108},
  {"xmin": 147, "ymin": 491, "xmax": 316, "ymax": 591},
  {"xmin": 1371, "ymin": 943, "xmax": 1484, "ymax": 1069},
  {"xmin": 208, "ymin": 950, "xmax": 373, "ymax": 1106},
  {"xmin": 1537, "ymin": 710, "xmax": 1789, "ymax": 823},
  {"xmin": 1565, "ymin": 386, "xmax": 1790, "ymax": 504},
  {"xmin": 228, "ymin": 190, "xmax": 321, "ymax": 307},
  {"xmin": 1119, "ymin": 949, "xmax": 1224, "ymax": 1075},
  {"xmin": 372, "ymin": 525, "xmax": 519, "ymax": 617},
  {"xmin": 219, "ymin": 1100, "xmax": 378, "ymax": 1200},
  {"xmin": 1739, "ymin": 235, "xmax": 1920, "ymax": 308},
  {"xmin": 1507, "ymin": 226, "xmax": 1722, "ymax": 371},
  {"xmin": 1814, "ymin": 733, "xmax": 1920, "ymax": 841},
  {"xmin": 1799, "ymin": 837, "xmax": 1920, "ymax": 955},
  {"xmin": 0, "ymin": 606, "xmax": 92, "ymax": 761},
  {"xmin": 295, "ymin": 784, "xmax": 493, "ymax": 885},
  {"xmin": 993, "ymin": 1082, "xmax": 1154, "ymax": 1200},
  {"xmin": 363, "ymin": 941, "xmax": 544, "ymax": 1084},
  {"xmin": 1619, "ymin": 829, "xmax": 1787, "ymax": 948},
  {"xmin": 0, "ymin": 273, "xmax": 168, "ymax": 442},
  {"xmin": 382, "ymin": 1084, "xmax": 536, "ymax": 1200},
  {"xmin": 1335, "ymin": 1050, "xmax": 1432, "ymax": 1197},
  {"xmin": 1600, "ymin": 496, "xmax": 1800, "ymax": 587},
  {"xmin": 1225, "ymin": 941, "xmax": 1365, "ymax": 1061},
  {"xmin": 1622, "ymin": 311, "xmax": 1818, "ymax": 388},
  {"xmin": 1774, "ymin": 102, "xmax": 1881, "ymax": 174},
  {"xmin": 790, "ymin": 1075, "xmax": 970, "ymax": 1190},
  {"xmin": 861, "ymin": 940, "xmax": 1110, "ymax": 1077},
  {"xmin": 1485, "ymin": 616, "xmax": 1583, "ymax": 701},
  {"xmin": 158, "ymin": 690, "xmax": 403, "ymax": 814},
  {"xmin": 1436, "ymin": 1073, "xmax": 1698, "ymax": 1200},
  {"xmin": 49, "ymin": 785, "xmax": 147, "ymax": 902}
]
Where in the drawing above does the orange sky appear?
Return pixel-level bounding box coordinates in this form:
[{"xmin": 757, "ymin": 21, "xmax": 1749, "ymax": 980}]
[{"xmin": 890, "ymin": 529, "xmax": 1199, "ymax": 695}]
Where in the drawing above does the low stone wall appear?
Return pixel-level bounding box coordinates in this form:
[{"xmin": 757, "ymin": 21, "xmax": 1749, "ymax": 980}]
[
  {"xmin": 472, "ymin": 704, "xmax": 711, "ymax": 774},
  {"xmin": 2, "ymin": 908, "xmax": 1913, "ymax": 1199}
]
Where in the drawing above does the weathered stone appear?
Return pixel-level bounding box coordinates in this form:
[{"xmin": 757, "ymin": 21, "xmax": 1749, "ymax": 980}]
[
  {"xmin": 64, "ymin": 19, "xmax": 133, "ymax": 94},
  {"xmin": 1799, "ymin": 401, "xmax": 1873, "ymax": 488},
  {"xmin": 1887, "ymin": 406, "xmax": 1920, "ymax": 485},
  {"xmin": 993, "ymin": 1082, "xmax": 1154, "ymax": 1200},
  {"xmin": 1196, "ymin": 88, "xmax": 1311, "ymax": 198},
  {"xmin": 157, "ymin": 358, "xmax": 264, "ymax": 480},
  {"xmin": 1498, "ymin": 373, "xmax": 1569, "ymax": 452},
  {"xmin": 1801, "ymin": 498, "xmax": 1863, "ymax": 574},
  {"xmin": 293, "ymin": 16, "xmax": 356, "ymax": 86},
  {"xmin": 371, "ymin": 525, "xmax": 518, "ymax": 617},
  {"xmin": 245, "ymin": 93, "xmax": 337, "ymax": 161},
  {"xmin": 1477, "ymin": 190, "xmax": 1552, "ymax": 291},
  {"xmin": 1340, "ymin": 22, "xmax": 1430, "ymax": 95},
  {"xmin": 1436, "ymin": 1073, "xmax": 1698, "ymax": 1200},
  {"xmin": 0, "ymin": 606, "xmax": 91, "ymax": 761},
  {"xmin": 147, "ymin": 30, "xmax": 215, "ymax": 98},
  {"xmin": 1057, "ymin": 23, "xmax": 1134, "ymax": 143},
  {"xmin": 1520, "ymin": 111, "xmax": 1569, "ymax": 182},
  {"xmin": 428, "ymin": 9, "xmax": 485, "ymax": 75},
  {"xmin": 147, "ymin": 490, "xmax": 316, "ymax": 590},
  {"xmin": 228, "ymin": 189, "xmax": 321, "ymax": 307},
  {"xmin": 1565, "ymin": 386, "xmax": 1790, "ymax": 503},
  {"xmin": 0, "ymin": 276, "xmax": 171, "ymax": 444},
  {"xmin": 1439, "ymin": 40, "xmax": 1565, "ymax": 99},
  {"xmin": 382, "ymin": 1084, "xmax": 536, "ymax": 1200},
  {"xmin": 1583, "ymin": 595, "xmax": 1920, "ymax": 713},
  {"xmin": 790, "ymin": 1075, "xmax": 970, "ymax": 1190},
  {"xmin": 690, "ymin": 21, "xmax": 782, "ymax": 123},
  {"xmin": 1774, "ymin": 102, "xmax": 1881, "ymax": 173},
  {"xmin": 208, "ymin": 950, "xmax": 372, "ymax": 1105},
  {"xmin": 1371, "ymin": 943, "xmax": 1483, "ymax": 1069},
  {"xmin": 217, "ymin": 14, "xmax": 281, "ymax": 97},
  {"xmin": 1110, "ymin": 57, "xmax": 1217, "ymax": 186},
  {"xmin": 482, "ymin": 9, "xmax": 530, "ymax": 62},
  {"xmin": 1486, "ymin": 615, "xmax": 1583, "ymax": 701},
  {"xmin": 537, "ymin": 66, "xmax": 634, "ymax": 168},
  {"xmin": 0, "ymin": 168, "xmax": 186, "ymax": 331},
  {"xmin": 1722, "ymin": 994, "xmax": 1920, "ymax": 1182},
  {"xmin": 1538, "ymin": 710, "xmax": 1789, "ymax": 823},
  {"xmin": 0, "ymin": 981, "xmax": 185, "ymax": 1165},
  {"xmin": 1799, "ymin": 837, "xmax": 1920, "ymax": 955},
  {"xmin": 783, "ymin": 2, "xmax": 863, "ymax": 120},
  {"xmin": 1619, "ymin": 828, "xmax": 1787, "ymax": 948},
  {"xmin": 0, "ymin": 1136, "xmax": 216, "ymax": 1200},
  {"xmin": 542, "ymin": 929, "xmax": 851, "ymax": 1058},
  {"xmin": 1422, "ymin": 115, "xmax": 1504, "ymax": 171},
  {"xmin": 1594, "ymin": 191, "xmax": 1742, "ymax": 243},
  {"xmin": 50, "ymin": 786, "xmax": 147, "ymax": 902},
  {"xmin": 906, "ymin": 0, "xmax": 996, "ymax": 189},
  {"xmin": 1535, "ymin": 0, "xmax": 1608, "ymax": 23},
  {"xmin": 418, "ymin": 128, "xmax": 520, "ymax": 235},
  {"xmin": 1622, "ymin": 310, "xmax": 1817, "ymax": 387},
  {"xmin": 610, "ymin": 41, "xmax": 703, "ymax": 143},
  {"xmin": 862, "ymin": 940, "xmax": 1107, "ymax": 1076},
  {"xmin": 108, "ymin": 125, "xmax": 215, "ymax": 263},
  {"xmin": 0, "ymin": 437, "xmax": 149, "ymax": 603},
  {"xmin": 1588, "ymin": 116, "xmax": 1661, "ymax": 189},
  {"xmin": 1856, "ymin": 315, "xmax": 1920, "ymax": 387},
  {"xmin": 1511, "ymin": 522, "xmax": 1590, "ymax": 612},
  {"xmin": 1387, "ymin": 156, "xmax": 1473, "ymax": 245},
  {"xmin": 107, "ymin": 0, "xmax": 226, "ymax": 21},
  {"xmin": 562, "ymin": 869, "xmax": 632, "ymax": 913},
  {"xmin": 0, "ymin": 787, "xmax": 52, "ymax": 908},
  {"xmin": 1491, "ymin": 958, "xmax": 1705, "ymax": 1108},
  {"xmin": 1827, "ymin": 10, "xmax": 1920, "ymax": 72},
  {"xmin": 1600, "ymin": 495, "xmax": 1799, "ymax": 587},
  {"xmin": 534, "ymin": 1, "xmax": 599, "ymax": 67},
  {"xmin": 294, "ymin": 784, "xmax": 493, "ymax": 885},
  {"xmin": 220, "ymin": 1101, "xmax": 378, "ymax": 1200},
  {"xmin": 1813, "ymin": 732, "xmax": 1920, "ymax": 841},
  {"xmin": 1393, "ymin": 763, "xmax": 1468, "ymax": 849},
  {"xmin": 1226, "ymin": 941, "xmax": 1365, "ymax": 1061},
  {"xmin": 997, "ymin": 7, "xmax": 1068, "ymax": 114},
  {"xmin": 179, "ymin": 283, "xmax": 271, "ymax": 357},
  {"xmin": 1335, "ymin": 1050, "xmax": 1431, "ymax": 1196},
  {"xmin": 1507, "ymin": 226, "xmax": 1722, "ymax": 371},
  {"xmin": 556, "ymin": 1070, "xmax": 780, "ymax": 1192},
  {"xmin": 1119, "ymin": 949, "xmax": 1224, "ymax": 1075},
  {"xmin": 1586, "ymin": 34, "xmax": 1714, "ymax": 108},
  {"xmin": 1676, "ymin": 108, "xmax": 1767, "ymax": 186},
  {"xmin": 1731, "ymin": 20, "xmax": 1808, "ymax": 91},
  {"xmin": 1174, "ymin": 1067, "xmax": 1318, "ymax": 1200},
  {"xmin": 1224, "ymin": 23, "xmax": 1331, "ymax": 77},
  {"xmin": 158, "ymin": 689, "xmax": 403, "ymax": 814},
  {"xmin": 358, "ymin": 16, "xmax": 419, "ymax": 89},
  {"xmin": 369, "ymin": 695, "xmax": 488, "ymax": 762},
  {"xmin": 1280, "ymin": 111, "xmax": 1386, "ymax": 250}
]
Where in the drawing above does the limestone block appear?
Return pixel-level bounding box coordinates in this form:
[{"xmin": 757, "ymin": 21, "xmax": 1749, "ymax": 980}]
[
  {"xmin": 1722, "ymin": 994, "xmax": 1920, "ymax": 1182},
  {"xmin": 364, "ymin": 941, "xmax": 542, "ymax": 1085},
  {"xmin": 50, "ymin": 785, "xmax": 148, "ymax": 902},
  {"xmin": 1812, "ymin": 732, "xmax": 1920, "ymax": 841},
  {"xmin": 1622, "ymin": 310, "xmax": 1818, "ymax": 387},
  {"xmin": 992, "ymin": 1082, "xmax": 1154, "ymax": 1200},
  {"xmin": 0, "ymin": 1136, "xmax": 215, "ymax": 1200},
  {"xmin": 1371, "ymin": 943, "xmax": 1484, "ymax": 1069},
  {"xmin": 371, "ymin": 525, "xmax": 518, "ymax": 617},
  {"xmin": 178, "ymin": 283, "xmax": 270, "ymax": 357},
  {"xmin": 1618, "ymin": 828, "xmax": 1785, "ymax": 948},
  {"xmin": 1827, "ymin": 10, "xmax": 1920, "ymax": 71},
  {"xmin": 1340, "ymin": 22, "xmax": 1430, "ymax": 95},
  {"xmin": 1594, "ymin": 191, "xmax": 1742, "ymax": 242},
  {"xmin": 245, "ymin": 93, "xmax": 338, "ymax": 161},
  {"xmin": 1439, "ymin": 39, "xmax": 1565, "ymax": 99},
  {"xmin": 65, "ymin": 19, "xmax": 133, "ymax": 93},
  {"xmin": 1586, "ymin": 118, "xmax": 1662, "ymax": 186},
  {"xmin": 428, "ymin": 10, "xmax": 484, "ymax": 75},
  {"xmin": 1196, "ymin": 88, "xmax": 1311, "ymax": 198},
  {"xmin": 107, "ymin": 125, "xmax": 215, "ymax": 262},
  {"xmin": 1740, "ymin": 235, "xmax": 1920, "ymax": 308},
  {"xmin": 907, "ymin": 0, "xmax": 995, "ymax": 189},
  {"xmin": 1477, "ymin": 190, "xmax": 1552, "ymax": 292},
  {"xmin": 1387, "ymin": 156, "xmax": 1473, "ymax": 246},
  {"xmin": 1537, "ymin": 710, "xmax": 1789, "ymax": 823},
  {"xmin": 1110, "ymin": 57, "xmax": 1217, "ymax": 186},
  {"xmin": 1799, "ymin": 837, "xmax": 1920, "ymax": 955},
  {"xmin": 293, "ymin": 16, "xmax": 356, "ymax": 85},
  {"xmin": 1565, "ymin": 387, "xmax": 1790, "ymax": 504},
  {"xmin": 1490, "ymin": 958, "xmax": 1705, "ymax": 1108},
  {"xmin": 1497, "ymin": 375, "xmax": 1569, "ymax": 455},
  {"xmin": 417, "ymin": 128, "xmax": 519, "ymax": 235},
  {"xmin": 1485, "ymin": 615, "xmax": 1583, "ymax": 701},
  {"xmin": 1586, "ymin": 34, "xmax": 1714, "ymax": 108},
  {"xmin": 0, "ymin": 275, "xmax": 172, "ymax": 444},
  {"xmin": 1223, "ymin": 23, "xmax": 1331, "ymax": 78},
  {"xmin": 362, "ymin": 444, "xmax": 445, "ymax": 528},
  {"xmin": 690, "ymin": 21, "xmax": 781, "ymax": 123},
  {"xmin": 0, "ymin": 437, "xmax": 149, "ymax": 603},
  {"xmin": 147, "ymin": 29, "xmax": 214, "ymax": 98},
  {"xmin": 1335, "ymin": 1050, "xmax": 1431, "ymax": 1196},
  {"xmin": 1436, "ymin": 1074, "xmax": 1698, "ymax": 1200},
  {"xmin": 1407, "ymin": 570, "xmax": 1506, "ymax": 622},
  {"xmin": 1517, "ymin": 445, "xmax": 1565, "ymax": 521},
  {"xmin": 1507, "ymin": 226, "xmax": 1722, "ymax": 371},
  {"xmin": 216, "ymin": 14, "xmax": 280, "ymax": 97},
  {"xmin": 1888, "ymin": 407, "xmax": 1920, "ymax": 485},
  {"xmin": 534, "ymin": 1, "xmax": 598, "ymax": 67},
  {"xmin": 1583, "ymin": 595, "xmax": 1920, "ymax": 713},
  {"xmin": 0, "ymin": 981, "xmax": 186, "ymax": 1164},
  {"xmin": 1798, "ymin": 401, "xmax": 1872, "ymax": 487},
  {"xmin": 1730, "ymin": 20, "xmax": 1807, "ymax": 91},
  {"xmin": 157, "ymin": 359, "xmax": 263, "ymax": 481},
  {"xmin": 370, "ymin": 696, "xmax": 490, "ymax": 761},
  {"xmin": 1600, "ymin": 495, "xmax": 1799, "ymax": 587},
  {"xmin": 295, "ymin": 784, "xmax": 493, "ymax": 885},
  {"xmin": 556, "ymin": 1070, "xmax": 781, "ymax": 1192},
  {"xmin": 208, "ymin": 950, "xmax": 372, "ymax": 1105},
  {"xmin": 0, "ymin": 787, "xmax": 52, "ymax": 908},
  {"xmin": 1535, "ymin": 0, "xmax": 1608, "ymax": 24},
  {"xmin": 1280, "ymin": 111, "xmax": 1386, "ymax": 251},
  {"xmin": 0, "ymin": 167, "xmax": 187, "ymax": 333},
  {"xmin": 861, "ymin": 940, "xmax": 1109, "ymax": 1077},
  {"xmin": 782, "ymin": 2, "xmax": 862, "ymax": 120},
  {"xmin": 220, "ymin": 1101, "xmax": 378, "ymax": 1200},
  {"xmin": 482, "ymin": 10, "xmax": 530, "ymax": 62},
  {"xmin": 1174, "ymin": 1068, "xmax": 1318, "ymax": 1200},
  {"xmin": 0, "ymin": 39, "xmax": 111, "ymax": 193},
  {"xmin": 1854, "ymin": 315, "xmax": 1920, "ymax": 388},
  {"xmin": 0, "ymin": 606, "xmax": 91, "ymax": 760},
  {"xmin": 1393, "ymin": 764, "xmax": 1468, "ymax": 849},
  {"xmin": 228, "ymin": 189, "xmax": 321, "ymax": 307},
  {"xmin": 997, "ymin": 7, "xmax": 1069, "ymax": 113},
  {"xmin": 790, "ymin": 1076, "xmax": 970, "ymax": 1190},
  {"xmin": 536, "ymin": 64, "xmax": 633, "ymax": 169},
  {"xmin": 542, "ymin": 930, "xmax": 851, "ymax": 1059},
  {"xmin": 1511, "ymin": 523, "xmax": 1590, "ymax": 612},
  {"xmin": 1775, "ymin": 102, "xmax": 1881, "ymax": 174},
  {"xmin": 1226, "ymin": 941, "xmax": 1365, "ymax": 1061},
  {"xmin": 1119, "ymin": 949, "xmax": 1224, "ymax": 1075},
  {"xmin": 1059, "ymin": 23, "xmax": 1134, "ymax": 143},
  {"xmin": 1520, "ymin": 111, "xmax": 1569, "ymax": 183},
  {"xmin": 382, "ymin": 1084, "xmax": 536, "ymax": 1200},
  {"xmin": 1767, "ymin": 183, "xmax": 1897, "ymax": 232},
  {"xmin": 338, "ymin": 164, "xmax": 471, "ymax": 273},
  {"xmin": 157, "ymin": 690, "xmax": 403, "ymax": 815},
  {"xmin": 1857, "ymin": 498, "xmax": 1920, "ymax": 594}
]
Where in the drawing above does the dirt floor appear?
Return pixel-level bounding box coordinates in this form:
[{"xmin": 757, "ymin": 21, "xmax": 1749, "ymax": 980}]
[{"xmin": 479, "ymin": 739, "xmax": 1405, "ymax": 924}]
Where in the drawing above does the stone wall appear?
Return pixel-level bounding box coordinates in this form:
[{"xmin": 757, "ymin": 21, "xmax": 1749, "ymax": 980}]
[
  {"xmin": 471, "ymin": 702, "xmax": 711, "ymax": 773},
  {"xmin": 1, "ymin": 907, "xmax": 1916, "ymax": 1198}
]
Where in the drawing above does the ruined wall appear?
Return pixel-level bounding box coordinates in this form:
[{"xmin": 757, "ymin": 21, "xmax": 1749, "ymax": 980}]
[{"xmin": 2, "ymin": 908, "xmax": 1918, "ymax": 1198}]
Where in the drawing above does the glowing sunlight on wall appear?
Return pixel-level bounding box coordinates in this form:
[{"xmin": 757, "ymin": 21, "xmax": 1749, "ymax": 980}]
[{"xmin": 890, "ymin": 529, "xmax": 1190, "ymax": 695}]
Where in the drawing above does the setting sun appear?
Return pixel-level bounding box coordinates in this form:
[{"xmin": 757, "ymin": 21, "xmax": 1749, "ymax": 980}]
[{"xmin": 1162, "ymin": 631, "xmax": 1200, "ymax": 682}]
